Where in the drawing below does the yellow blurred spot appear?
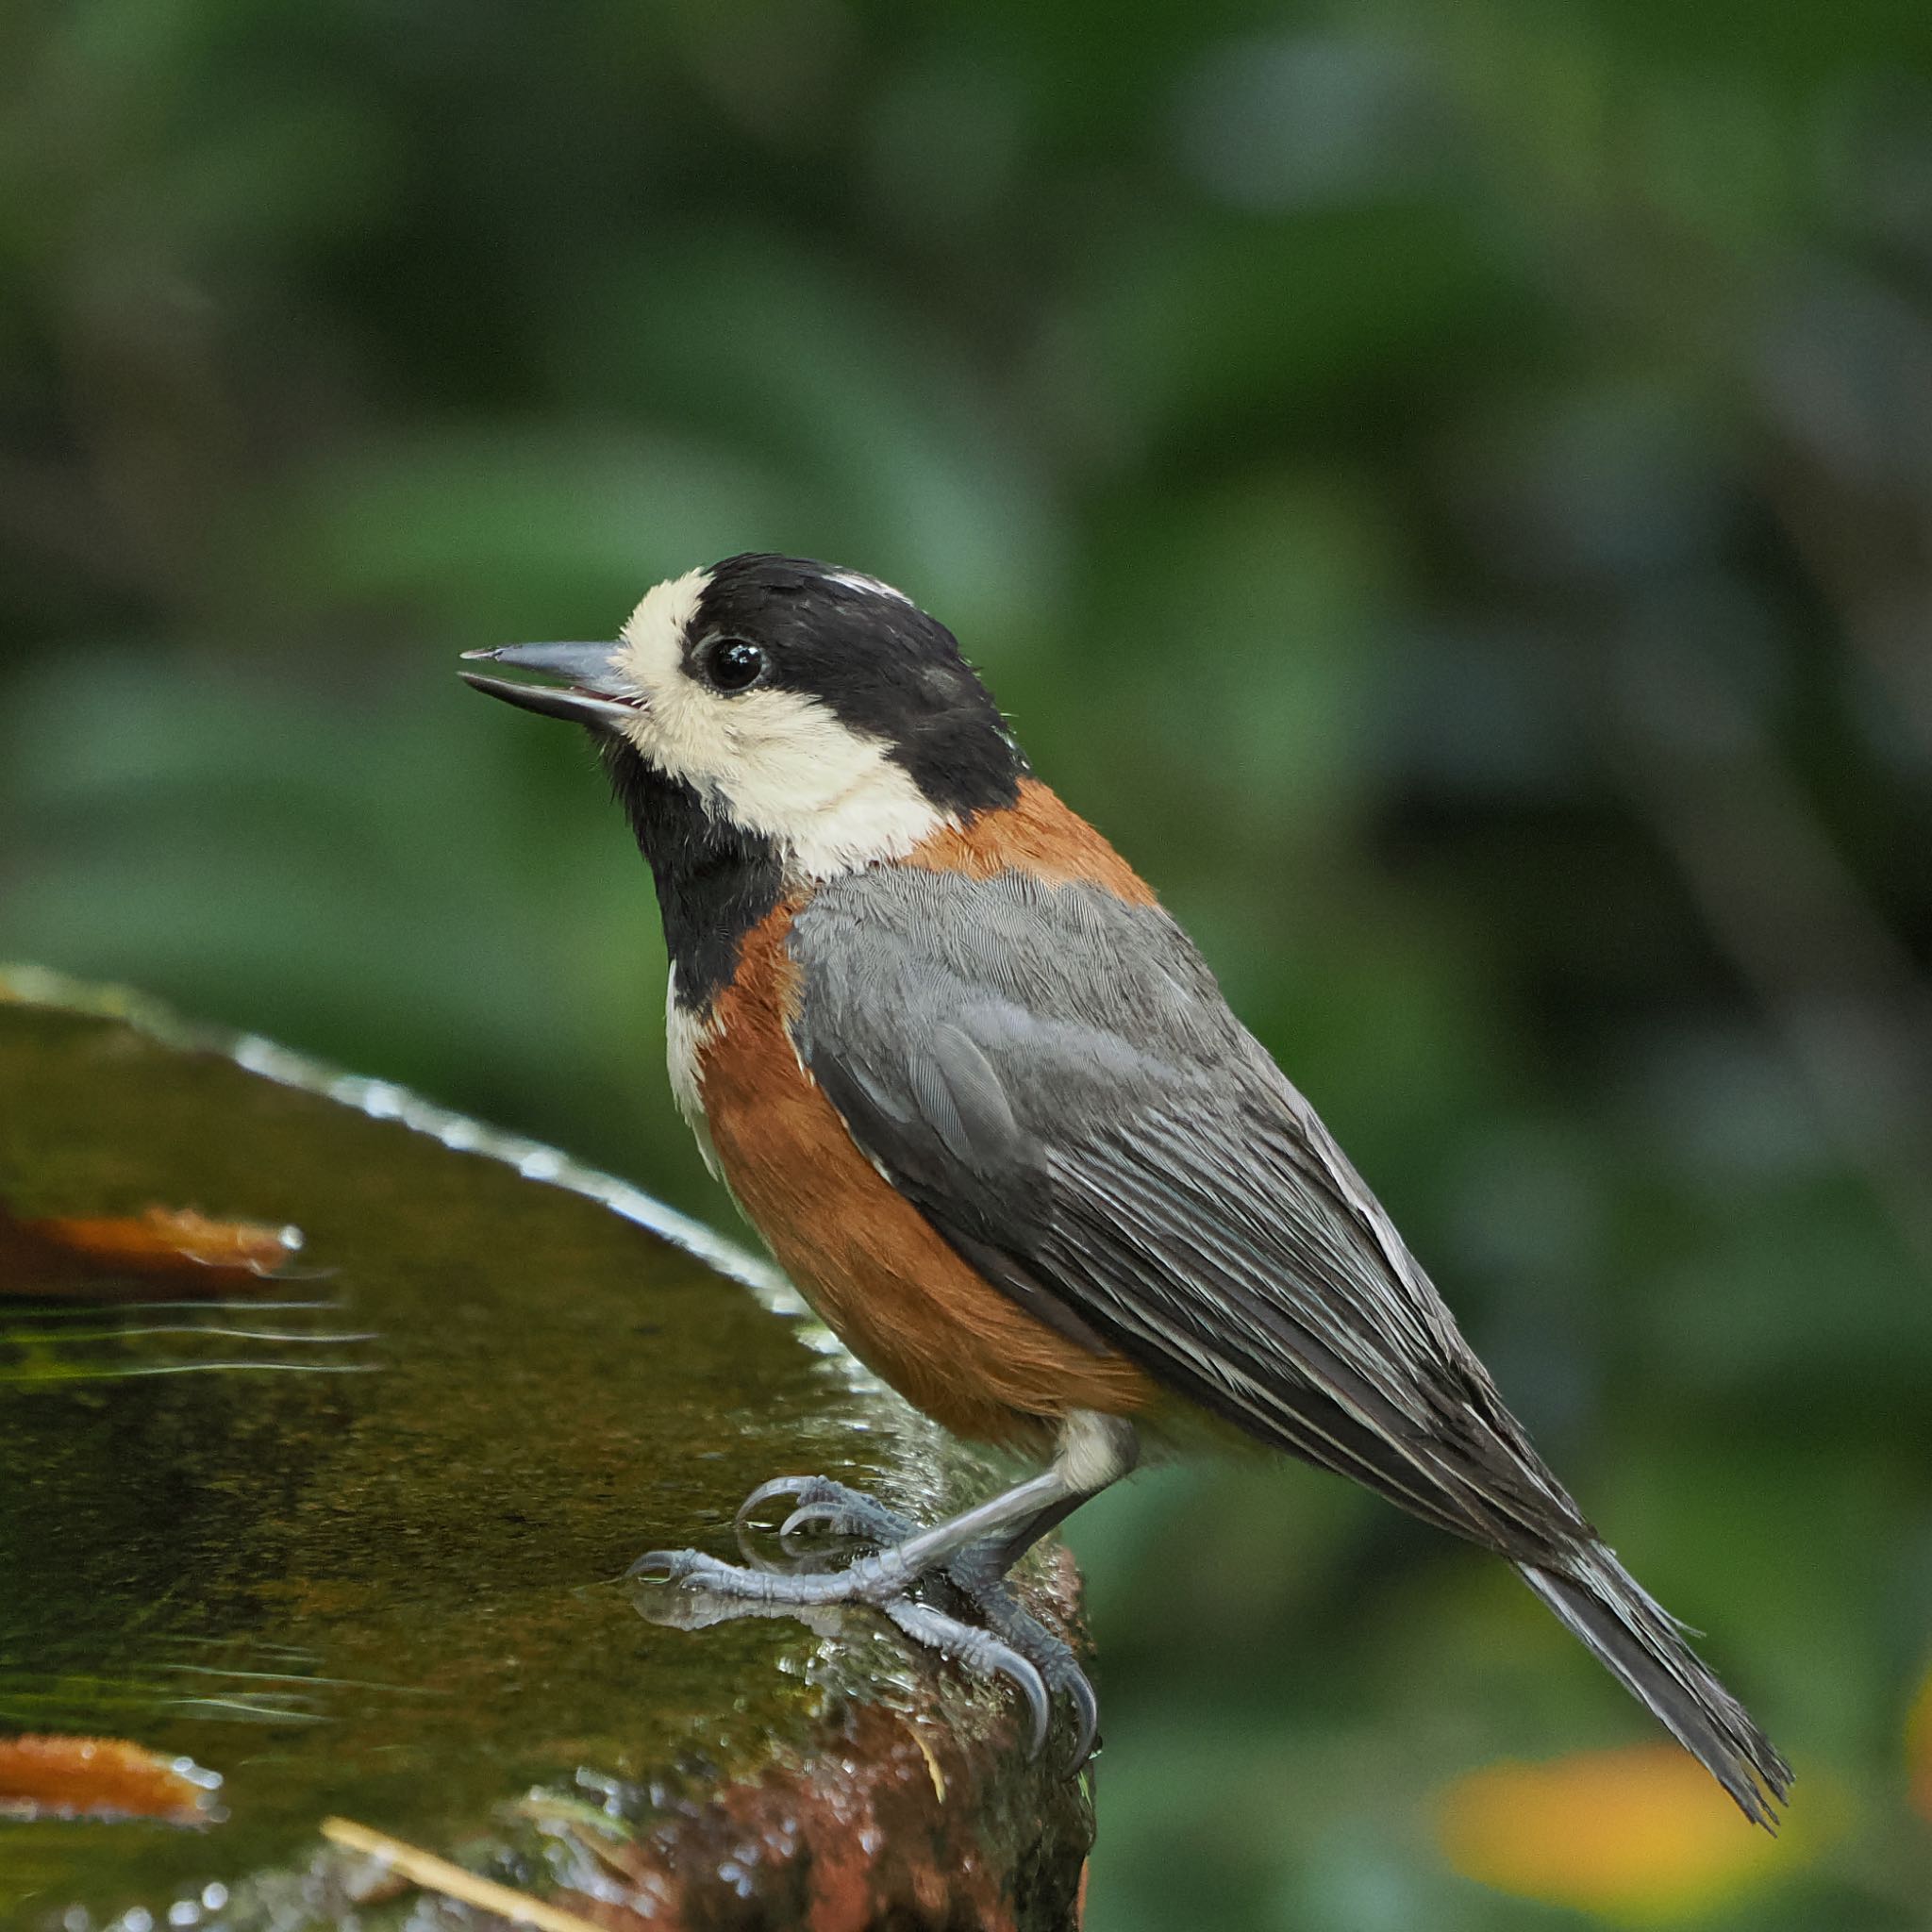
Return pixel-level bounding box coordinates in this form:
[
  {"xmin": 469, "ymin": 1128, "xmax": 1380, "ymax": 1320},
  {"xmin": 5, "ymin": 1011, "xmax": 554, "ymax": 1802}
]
[
  {"xmin": 1907, "ymin": 1662, "xmax": 1932, "ymax": 1824},
  {"xmin": 1436, "ymin": 1744, "xmax": 1809, "ymax": 1922}
]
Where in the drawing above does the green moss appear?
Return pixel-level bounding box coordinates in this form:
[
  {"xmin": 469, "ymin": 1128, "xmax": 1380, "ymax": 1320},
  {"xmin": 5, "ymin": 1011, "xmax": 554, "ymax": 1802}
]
[{"xmin": 0, "ymin": 981, "xmax": 958, "ymax": 1924}]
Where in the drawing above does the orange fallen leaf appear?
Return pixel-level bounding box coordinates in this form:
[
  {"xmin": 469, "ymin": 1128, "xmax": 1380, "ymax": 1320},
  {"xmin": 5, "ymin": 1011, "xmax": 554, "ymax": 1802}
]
[
  {"xmin": 0, "ymin": 1202, "xmax": 303, "ymax": 1298},
  {"xmin": 0, "ymin": 1734, "xmax": 220, "ymax": 1824},
  {"xmin": 1436, "ymin": 1743, "xmax": 1816, "ymax": 1922}
]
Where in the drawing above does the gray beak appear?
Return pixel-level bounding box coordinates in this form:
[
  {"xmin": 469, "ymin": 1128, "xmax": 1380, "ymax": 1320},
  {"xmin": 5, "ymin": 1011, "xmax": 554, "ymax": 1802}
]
[{"xmin": 458, "ymin": 643, "xmax": 641, "ymax": 727}]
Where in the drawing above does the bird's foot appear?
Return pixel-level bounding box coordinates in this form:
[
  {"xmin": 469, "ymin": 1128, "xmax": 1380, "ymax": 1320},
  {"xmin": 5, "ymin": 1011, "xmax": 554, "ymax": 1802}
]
[
  {"xmin": 739, "ymin": 1474, "xmax": 1099, "ymax": 1765},
  {"xmin": 626, "ymin": 1474, "xmax": 1098, "ymax": 1767},
  {"xmin": 738, "ymin": 1473, "xmax": 917, "ymax": 1559},
  {"xmin": 941, "ymin": 1536, "xmax": 1099, "ymax": 1769}
]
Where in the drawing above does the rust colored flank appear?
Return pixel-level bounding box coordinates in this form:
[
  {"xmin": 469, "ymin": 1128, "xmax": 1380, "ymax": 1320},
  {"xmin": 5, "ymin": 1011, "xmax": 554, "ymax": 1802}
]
[{"xmin": 697, "ymin": 878, "xmax": 1156, "ymax": 1445}]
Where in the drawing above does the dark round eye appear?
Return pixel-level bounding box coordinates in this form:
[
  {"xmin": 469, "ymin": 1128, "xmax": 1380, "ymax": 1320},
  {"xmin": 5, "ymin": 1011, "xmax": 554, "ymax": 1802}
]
[{"xmin": 702, "ymin": 638, "xmax": 767, "ymax": 693}]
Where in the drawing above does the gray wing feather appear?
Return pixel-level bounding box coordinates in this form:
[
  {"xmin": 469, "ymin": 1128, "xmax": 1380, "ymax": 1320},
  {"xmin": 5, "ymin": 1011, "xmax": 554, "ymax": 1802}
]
[
  {"xmin": 791, "ymin": 867, "xmax": 1793, "ymax": 1824},
  {"xmin": 791, "ymin": 867, "xmax": 1590, "ymax": 1560}
]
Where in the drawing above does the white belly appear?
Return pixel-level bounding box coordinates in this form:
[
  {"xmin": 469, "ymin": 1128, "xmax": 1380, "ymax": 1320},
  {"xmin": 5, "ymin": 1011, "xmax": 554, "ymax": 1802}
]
[{"xmin": 664, "ymin": 966, "xmax": 721, "ymax": 1178}]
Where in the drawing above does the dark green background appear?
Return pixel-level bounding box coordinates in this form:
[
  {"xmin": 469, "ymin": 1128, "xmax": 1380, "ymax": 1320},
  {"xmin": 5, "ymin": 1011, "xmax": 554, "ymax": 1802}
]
[{"xmin": 3, "ymin": 2, "xmax": 1929, "ymax": 1925}]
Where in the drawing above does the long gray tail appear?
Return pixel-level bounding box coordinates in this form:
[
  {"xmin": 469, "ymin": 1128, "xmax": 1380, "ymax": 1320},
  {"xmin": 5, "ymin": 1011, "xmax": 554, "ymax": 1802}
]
[{"xmin": 1518, "ymin": 1548, "xmax": 1792, "ymax": 1827}]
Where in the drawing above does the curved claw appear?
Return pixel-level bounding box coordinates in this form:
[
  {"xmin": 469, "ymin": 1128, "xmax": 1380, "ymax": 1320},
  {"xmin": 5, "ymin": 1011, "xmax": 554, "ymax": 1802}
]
[
  {"xmin": 924, "ymin": 1557, "xmax": 1100, "ymax": 1774},
  {"xmin": 1057, "ymin": 1662, "xmax": 1100, "ymax": 1773},
  {"xmin": 734, "ymin": 1474, "xmax": 823, "ymax": 1540},
  {"xmin": 1019, "ymin": 1671, "xmax": 1052, "ymax": 1759},
  {"xmin": 625, "ymin": 1548, "xmax": 695, "ymax": 1584},
  {"xmin": 778, "ymin": 1500, "xmax": 864, "ymax": 1545},
  {"xmin": 883, "ymin": 1597, "xmax": 1052, "ymax": 1759},
  {"xmin": 733, "ymin": 1475, "xmax": 832, "ymax": 1568},
  {"xmin": 753, "ymin": 1477, "xmax": 916, "ymax": 1557}
]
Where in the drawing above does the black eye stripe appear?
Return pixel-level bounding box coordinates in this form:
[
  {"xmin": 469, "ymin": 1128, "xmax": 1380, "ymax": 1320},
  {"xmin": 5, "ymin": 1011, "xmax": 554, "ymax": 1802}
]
[{"xmin": 699, "ymin": 637, "xmax": 767, "ymax": 693}]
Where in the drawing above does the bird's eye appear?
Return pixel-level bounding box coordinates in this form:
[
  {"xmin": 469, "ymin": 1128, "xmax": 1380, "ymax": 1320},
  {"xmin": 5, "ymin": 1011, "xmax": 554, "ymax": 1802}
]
[{"xmin": 702, "ymin": 638, "xmax": 767, "ymax": 694}]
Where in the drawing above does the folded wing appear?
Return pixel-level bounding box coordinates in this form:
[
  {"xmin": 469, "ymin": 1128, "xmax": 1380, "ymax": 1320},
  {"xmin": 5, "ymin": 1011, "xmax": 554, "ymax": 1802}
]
[
  {"xmin": 790, "ymin": 865, "xmax": 1588, "ymax": 1559},
  {"xmin": 787, "ymin": 863, "xmax": 1791, "ymax": 1824}
]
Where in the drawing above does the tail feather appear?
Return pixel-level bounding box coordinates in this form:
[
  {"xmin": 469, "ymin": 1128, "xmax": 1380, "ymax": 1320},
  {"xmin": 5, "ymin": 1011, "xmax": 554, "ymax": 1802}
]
[{"xmin": 1519, "ymin": 1549, "xmax": 1792, "ymax": 1828}]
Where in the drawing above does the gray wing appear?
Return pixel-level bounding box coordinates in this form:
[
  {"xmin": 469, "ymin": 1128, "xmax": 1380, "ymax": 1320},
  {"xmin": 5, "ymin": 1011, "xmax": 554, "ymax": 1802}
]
[{"xmin": 790, "ymin": 866, "xmax": 1594, "ymax": 1561}]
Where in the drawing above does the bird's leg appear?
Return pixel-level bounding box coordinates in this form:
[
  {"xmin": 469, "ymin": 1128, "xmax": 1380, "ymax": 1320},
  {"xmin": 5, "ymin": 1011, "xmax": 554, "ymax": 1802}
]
[
  {"xmin": 753, "ymin": 1482, "xmax": 1090, "ymax": 1576},
  {"xmin": 737, "ymin": 1475, "xmax": 1105, "ymax": 1757},
  {"xmin": 632, "ymin": 1465, "xmax": 1069, "ymax": 1606},
  {"xmin": 629, "ymin": 1412, "xmax": 1139, "ymax": 1762}
]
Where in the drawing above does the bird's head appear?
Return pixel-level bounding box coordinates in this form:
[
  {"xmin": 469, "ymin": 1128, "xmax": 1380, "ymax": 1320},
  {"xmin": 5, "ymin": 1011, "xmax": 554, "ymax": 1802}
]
[{"xmin": 462, "ymin": 554, "xmax": 1024, "ymax": 880}]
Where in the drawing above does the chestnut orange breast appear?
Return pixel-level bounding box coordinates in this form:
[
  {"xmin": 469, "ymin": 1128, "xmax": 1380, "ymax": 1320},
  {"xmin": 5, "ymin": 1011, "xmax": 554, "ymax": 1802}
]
[{"xmin": 693, "ymin": 874, "xmax": 1155, "ymax": 1446}]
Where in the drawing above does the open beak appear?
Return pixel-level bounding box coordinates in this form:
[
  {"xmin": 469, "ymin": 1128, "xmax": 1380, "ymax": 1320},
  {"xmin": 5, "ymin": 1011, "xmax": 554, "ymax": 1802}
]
[{"xmin": 458, "ymin": 643, "xmax": 641, "ymax": 727}]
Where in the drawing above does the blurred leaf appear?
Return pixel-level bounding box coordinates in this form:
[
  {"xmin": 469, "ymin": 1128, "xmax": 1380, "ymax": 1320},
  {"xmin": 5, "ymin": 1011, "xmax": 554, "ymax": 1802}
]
[
  {"xmin": 0, "ymin": 1202, "xmax": 302, "ymax": 1297},
  {"xmin": 1435, "ymin": 1744, "xmax": 1824, "ymax": 1921},
  {"xmin": 1060, "ymin": 201, "xmax": 1518, "ymax": 451},
  {"xmin": 0, "ymin": 1734, "xmax": 218, "ymax": 1825},
  {"xmin": 1907, "ymin": 1658, "xmax": 1932, "ymax": 1825},
  {"xmin": 551, "ymin": 230, "xmax": 1066, "ymax": 639},
  {"xmin": 252, "ymin": 427, "xmax": 797, "ymax": 636}
]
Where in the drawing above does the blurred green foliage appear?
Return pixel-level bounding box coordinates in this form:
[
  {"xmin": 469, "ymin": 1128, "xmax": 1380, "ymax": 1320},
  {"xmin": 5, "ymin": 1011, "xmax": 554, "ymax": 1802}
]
[{"xmin": 4, "ymin": 1, "xmax": 1931, "ymax": 1925}]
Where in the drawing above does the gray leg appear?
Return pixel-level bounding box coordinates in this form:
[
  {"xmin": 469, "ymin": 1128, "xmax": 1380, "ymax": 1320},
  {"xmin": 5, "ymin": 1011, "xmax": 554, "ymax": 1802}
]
[
  {"xmin": 628, "ymin": 1411, "xmax": 1139, "ymax": 1767},
  {"xmin": 631, "ymin": 1412, "xmax": 1138, "ymax": 1607},
  {"xmin": 734, "ymin": 1475, "xmax": 1103, "ymax": 1762}
]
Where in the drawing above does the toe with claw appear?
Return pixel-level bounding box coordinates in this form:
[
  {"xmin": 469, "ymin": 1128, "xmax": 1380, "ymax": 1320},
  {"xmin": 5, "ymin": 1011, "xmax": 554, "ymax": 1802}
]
[
  {"xmin": 733, "ymin": 1474, "xmax": 917, "ymax": 1567},
  {"xmin": 883, "ymin": 1596, "xmax": 1054, "ymax": 1757},
  {"xmin": 630, "ymin": 1473, "xmax": 1103, "ymax": 1771}
]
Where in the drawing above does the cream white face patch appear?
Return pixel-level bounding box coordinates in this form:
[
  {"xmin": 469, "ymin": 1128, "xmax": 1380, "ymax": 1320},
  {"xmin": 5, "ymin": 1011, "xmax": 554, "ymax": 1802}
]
[
  {"xmin": 609, "ymin": 568, "xmax": 952, "ymax": 881},
  {"xmin": 616, "ymin": 568, "xmax": 708, "ymax": 692}
]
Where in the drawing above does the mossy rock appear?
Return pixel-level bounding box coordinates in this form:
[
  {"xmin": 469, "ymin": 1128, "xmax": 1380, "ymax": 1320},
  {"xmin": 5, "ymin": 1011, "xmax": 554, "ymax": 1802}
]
[{"xmin": 0, "ymin": 968, "xmax": 1092, "ymax": 1930}]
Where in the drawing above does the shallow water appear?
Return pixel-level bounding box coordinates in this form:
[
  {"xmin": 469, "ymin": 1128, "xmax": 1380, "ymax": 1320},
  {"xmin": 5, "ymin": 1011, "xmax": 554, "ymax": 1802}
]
[{"xmin": 0, "ymin": 977, "xmax": 966, "ymax": 1925}]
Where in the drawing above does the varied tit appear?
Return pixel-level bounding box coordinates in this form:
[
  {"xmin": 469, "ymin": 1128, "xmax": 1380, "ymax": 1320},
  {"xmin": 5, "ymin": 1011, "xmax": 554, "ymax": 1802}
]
[{"xmin": 461, "ymin": 553, "xmax": 1790, "ymax": 1822}]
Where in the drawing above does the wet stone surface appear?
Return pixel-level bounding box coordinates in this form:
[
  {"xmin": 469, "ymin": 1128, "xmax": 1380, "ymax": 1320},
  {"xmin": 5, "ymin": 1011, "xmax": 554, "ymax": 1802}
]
[{"xmin": 0, "ymin": 971, "xmax": 1093, "ymax": 1930}]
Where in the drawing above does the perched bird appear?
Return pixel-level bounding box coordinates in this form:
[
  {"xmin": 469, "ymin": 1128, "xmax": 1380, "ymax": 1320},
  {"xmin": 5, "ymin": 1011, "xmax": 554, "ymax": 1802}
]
[{"xmin": 461, "ymin": 554, "xmax": 1790, "ymax": 1823}]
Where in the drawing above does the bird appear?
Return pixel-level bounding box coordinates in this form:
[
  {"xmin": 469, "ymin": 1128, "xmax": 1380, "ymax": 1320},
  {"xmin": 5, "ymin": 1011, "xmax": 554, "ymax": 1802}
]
[{"xmin": 460, "ymin": 552, "xmax": 1790, "ymax": 1824}]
